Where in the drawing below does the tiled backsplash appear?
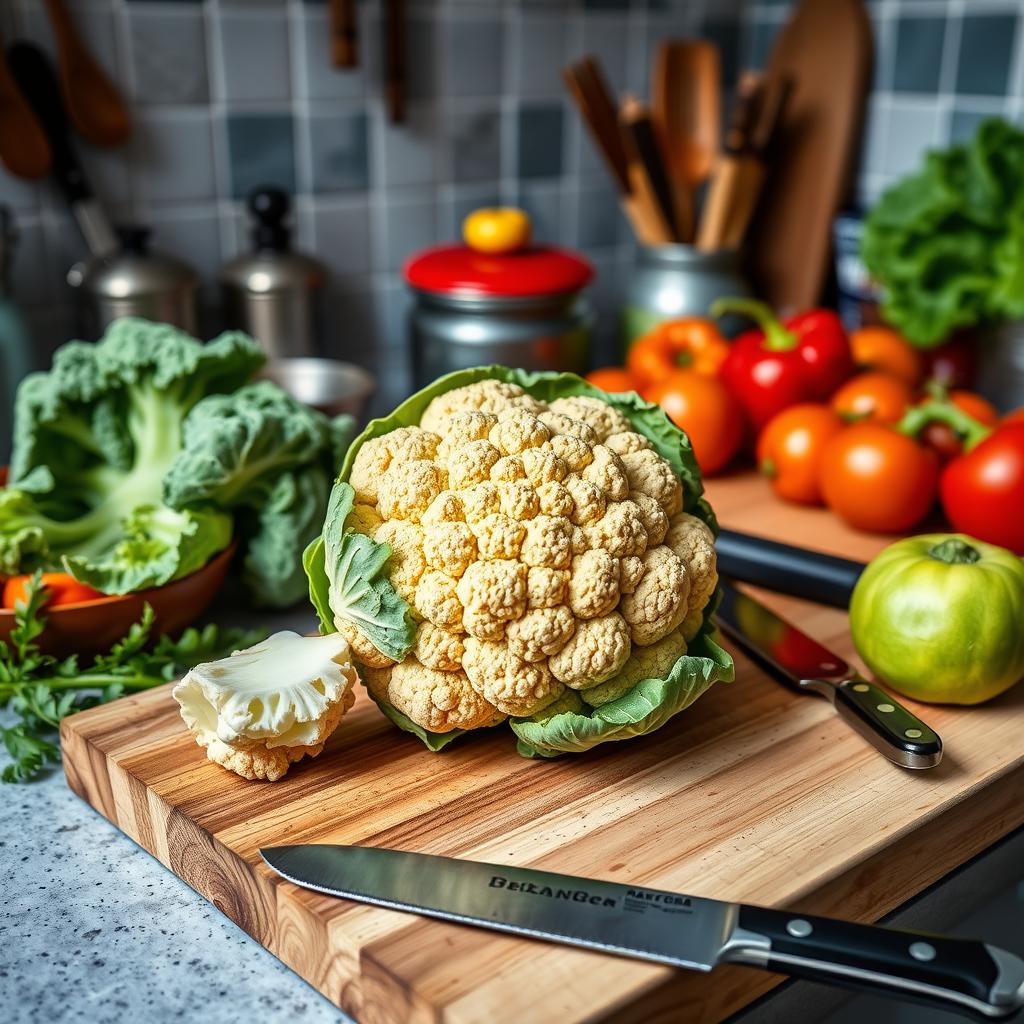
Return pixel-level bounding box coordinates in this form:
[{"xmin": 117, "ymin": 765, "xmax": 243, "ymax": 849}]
[{"xmin": 2, "ymin": 0, "xmax": 1023, "ymax": 399}]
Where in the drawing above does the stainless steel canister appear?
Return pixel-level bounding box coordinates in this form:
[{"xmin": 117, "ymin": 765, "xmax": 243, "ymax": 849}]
[
  {"xmin": 622, "ymin": 244, "xmax": 752, "ymax": 348},
  {"xmin": 410, "ymin": 291, "xmax": 592, "ymax": 387}
]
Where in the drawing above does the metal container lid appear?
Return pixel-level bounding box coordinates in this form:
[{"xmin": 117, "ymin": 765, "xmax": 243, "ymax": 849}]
[
  {"xmin": 70, "ymin": 226, "xmax": 197, "ymax": 298},
  {"xmin": 404, "ymin": 244, "xmax": 593, "ymax": 300}
]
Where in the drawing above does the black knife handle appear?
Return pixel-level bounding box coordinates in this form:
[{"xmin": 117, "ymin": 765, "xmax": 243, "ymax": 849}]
[
  {"xmin": 727, "ymin": 905, "xmax": 1024, "ymax": 1019},
  {"xmin": 716, "ymin": 529, "xmax": 865, "ymax": 608}
]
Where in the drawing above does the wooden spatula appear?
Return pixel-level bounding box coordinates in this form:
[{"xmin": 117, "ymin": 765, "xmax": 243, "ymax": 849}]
[
  {"xmin": 0, "ymin": 32, "xmax": 51, "ymax": 178},
  {"xmin": 44, "ymin": 0, "xmax": 130, "ymax": 147},
  {"xmin": 653, "ymin": 40, "xmax": 720, "ymax": 242}
]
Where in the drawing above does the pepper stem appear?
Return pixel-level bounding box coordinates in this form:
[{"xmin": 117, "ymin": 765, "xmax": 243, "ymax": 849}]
[
  {"xmin": 895, "ymin": 399, "xmax": 991, "ymax": 451},
  {"xmin": 710, "ymin": 298, "xmax": 798, "ymax": 352},
  {"xmin": 929, "ymin": 537, "xmax": 981, "ymax": 564}
]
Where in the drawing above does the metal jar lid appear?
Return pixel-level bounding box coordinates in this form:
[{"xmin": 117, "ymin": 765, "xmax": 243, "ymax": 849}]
[{"xmin": 68, "ymin": 225, "xmax": 198, "ymax": 298}]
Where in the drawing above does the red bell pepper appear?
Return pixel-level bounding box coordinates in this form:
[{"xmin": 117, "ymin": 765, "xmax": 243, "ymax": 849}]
[{"xmin": 712, "ymin": 298, "xmax": 855, "ymax": 431}]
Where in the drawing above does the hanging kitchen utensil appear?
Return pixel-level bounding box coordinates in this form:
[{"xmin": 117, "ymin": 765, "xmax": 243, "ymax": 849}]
[
  {"xmin": 384, "ymin": 0, "xmax": 405, "ymax": 123},
  {"xmin": 619, "ymin": 95, "xmax": 675, "ymax": 244},
  {"xmin": 330, "ymin": 0, "xmax": 358, "ymax": 68},
  {"xmin": 745, "ymin": 0, "xmax": 873, "ymax": 312},
  {"xmin": 43, "ymin": 0, "xmax": 131, "ymax": 148},
  {"xmin": 652, "ymin": 40, "xmax": 720, "ymax": 242},
  {"xmin": 0, "ymin": 32, "xmax": 51, "ymax": 179},
  {"xmin": 0, "ymin": 206, "xmax": 35, "ymax": 457},
  {"xmin": 6, "ymin": 41, "xmax": 117, "ymax": 257}
]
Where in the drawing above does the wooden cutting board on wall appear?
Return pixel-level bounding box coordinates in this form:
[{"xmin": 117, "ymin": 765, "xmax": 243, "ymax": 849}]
[
  {"xmin": 62, "ymin": 473, "xmax": 1024, "ymax": 1024},
  {"xmin": 746, "ymin": 0, "xmax": 874, "ymax": 313}
]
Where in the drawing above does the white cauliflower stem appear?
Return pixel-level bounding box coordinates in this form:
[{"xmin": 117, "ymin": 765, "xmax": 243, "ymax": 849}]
[{"xmin": 172, "ymin": 631, "xmax": 358, "ymax": 781}]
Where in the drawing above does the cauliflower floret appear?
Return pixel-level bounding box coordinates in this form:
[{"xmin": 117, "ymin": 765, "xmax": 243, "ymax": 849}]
[
  {"xmin": 448, "ymin": 440, "xmax": 501, "ymax": 489},
  {"xmin": 350, "ymin": 428, "xmax": 440, "ymax": 504},
  {"xmin": 571, "ymin": 525, "xmax": 588, "ymax": 554},
  {"xmin": 582, "ymin": 500, "xmax": 649, "ymax": 557},
  {"xmin": 460, "ymin": 482, "xmax": 502, "ymax": 523},
  {"xmin": 456, "ymin": 559, "xmax": 528, "ymax": 629},
  {"xmin": 414, "ymin": 570, "xmax": 464, "ymax": 630},
  {"xmin": 462, "ymin": 638, "xmax": 563, "ymax": 716},
  {"xmin": 335, "ymin": 620, "xmax": 397, "ymax": 669},
  {"xmin": 490, "ymin": 454, "xmax": 527, "ymax": 482},
  {"xmin": 173, "ymin": 632, "xmax": 358, "ymax": 782},
  {"xmin": 497, "ymin": 480, "xmax": 540, "ymax": 521},
  {"xmin": 536, "ymin": 480, "xmax": 574, "ymax": 518},
  {"xmin": 581, "ymin": 444, "xmax": 630, "ymax": 500},
  {"xmin": 521, "ymin": 447, "xmax": 568, "ymax": 486},
  {"xmin": 538, "ymin": 411, "xmax": 598, "ymax": 444},
  {"xmin": 489, "ymin": 408, "xmax": 550, "ymax": 455},
  {"xmin": 414, "ymin": 622, "xmax": 465, "ymax": 671},
  {"xmin": 435, "ymin": 410, "xmax": 498, "ymax": 458},
  {"xmin": 520, "ymin": 514, "xmax": 574, "ymax": 569},
  {"xmin": 421, "ymin": 380, "xmax": 542, "ymax": 433},
  {"xmin": 631, "ymin": 492, "xmax": 669, "ymax": 547},
  {"xmin": 472, "ymin": 512, "xmax": 526, "ymax": 560},
  {"xmin": 664, "ymin": 512, "xmax": 719, "ymax": 629},
  {"xmin": 422, "ymin": 490, "xmax": 465, "ymax": 525},
  {"xmin": 605, "ymin": 430, "xmax": 652, "ymax": 456},
  {"xmin": 549, "ymin": 395, "xmax": 631, "ymax": 441},
  {"xmin": 422, "ymin": 520, "xmax": 476, "ymax": 578},
  {"xmin": 378, "ymin": 459, "xmax": 448, "ymax": 523},
  {"xmin": 567, "ymin": 549, "xmax": 621, "ymax": 620},
  {"xmin": 526, "ymin": 566, "xmax": 568, "ymax": 608},
  {"xmin": 544, "ymin": 433, "xmax": 594, "ymax": 471},
  {"xmin": 506, "ymin": 605, "xmax": 577, "ymax": 662},
  {"xmin": 619, "ymin": 545, "xmax": 690, "ymax": 646},
  {"xmin": 563, "ymin": 475, "xmax": 606, "ymax": 525},
  {"xmin": 619, "ymin": 555, "xmax": 646, "ymax": 594},
  {"xmin": 619, "ymin": 449, "xmax": 683, "ymax": 516},
  {"xmin": 580, "ymin": 629, "xmax": 687, "ymax": 707},
  {"xmin": 548, "ymin": 612, "xmax": 632, "ymax": 688},
  {"xmin": 347, "ymin": 503, "xmax": 383, "ymax": 536},
  {"xmin": 388, "ymin": 658, "xmax": 500, "ymax": 731},
  {"xmin": 373, "ymin": 520, "xmax": 426, "ymax": 603}
]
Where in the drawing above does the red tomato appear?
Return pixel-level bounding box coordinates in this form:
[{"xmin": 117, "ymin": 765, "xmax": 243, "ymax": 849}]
[
  {"xmin": 917, "ymin": 391, "xmax": 1000, "ymax": 463},
  {"xmin": 831, "ymin": 372, "xmax": 914, "ymax": 425},
  {"xmin": 3, "ymin": 573, "xmax": 106, "ymax": 609},
  {"xmin": 940, "ymin": 424, "xmax": 1024, "ymax": 554},
  {"xmin": 647, "ymin": 369, "xmax": 744, "ymax": 475},
  {"xmin": 584, "ymin": 367, "xmax": 636, "ymax": 394},
  {"xmin": 1003, "ymin": 408, "xmax": 1024, "ymax": 426},
  {"xmin": 922, "ymin": 336, "xmax": 978, "ymax": 389},
  {"xmin": 756, "ymin": 404, "xmax": 844, "ymax": 505},
  {"xmin": 819, "ymin": 424, "xmax": 938, "ymax": 533}
]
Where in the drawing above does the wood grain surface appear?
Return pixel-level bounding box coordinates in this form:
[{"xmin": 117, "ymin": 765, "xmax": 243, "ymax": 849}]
[{"xmin": 62, "ymin": 473, "xmax": 1024, "ymax": 1024}]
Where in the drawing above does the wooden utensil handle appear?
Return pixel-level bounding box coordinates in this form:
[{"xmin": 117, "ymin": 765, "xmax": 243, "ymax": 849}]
[{"xmin": 330, "ymin": 0, "xmax": 358, "ymax": 68}]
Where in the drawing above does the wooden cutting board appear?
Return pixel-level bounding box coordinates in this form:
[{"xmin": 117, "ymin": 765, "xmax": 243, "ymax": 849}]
[{"xmin": 61, "ymin": 473, "xmax": 1024, "ymax": 1024}]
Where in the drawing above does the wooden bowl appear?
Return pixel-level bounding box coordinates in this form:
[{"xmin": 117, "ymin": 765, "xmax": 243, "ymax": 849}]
[{"xmin": 0, "ymin": 544, "xmax": 236, "ymax": 658}]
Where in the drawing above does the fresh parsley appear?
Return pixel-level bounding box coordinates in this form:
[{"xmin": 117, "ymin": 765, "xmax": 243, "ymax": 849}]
[{"xmin": 0, "ymin": 572, "xmax": 264, "ymax": 782}]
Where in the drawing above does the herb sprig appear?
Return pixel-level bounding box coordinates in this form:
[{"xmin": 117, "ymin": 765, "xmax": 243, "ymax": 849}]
[{"xmin": 0, "ymin": 572, "xmax": 263, "ymax": 782}]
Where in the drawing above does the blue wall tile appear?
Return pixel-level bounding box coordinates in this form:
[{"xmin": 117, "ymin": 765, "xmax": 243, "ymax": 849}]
[
  {"xmin": 308, "ymin": 112, "xmax": 370, "ymax": 193},
  {"xmin": 956, "ymin": 14, "xmax": 1019, "ymax": 97},
  {"xmin": 892, "ymin": 16, "xmax": 946, "ymax": 94},
  {"xmin": 518, "ymin": 104, "xmax": 564, "ymax": 179},
  {"xmin": 446, "ymin": 18, "xmax": 505, "ymax": 97},
  {"xmin": 220, "ymin": 11, "xmax": 292, "ymax": 103},
  {"xmin": 128, "ymin": 8, "xmax": 209, "ymax": 104},
  {"xmin": 226, "ymin": 113, "xmax": 296, "ymax": 199},
  {"xmin": 449, "ymin": 108, "xmax": 502, "ymax": 184}
]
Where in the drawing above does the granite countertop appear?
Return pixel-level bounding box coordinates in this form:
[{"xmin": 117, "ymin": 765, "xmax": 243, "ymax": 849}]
[{"xmin": 0, "ymin": 599, "xmax": 347, "ymax": 1024}]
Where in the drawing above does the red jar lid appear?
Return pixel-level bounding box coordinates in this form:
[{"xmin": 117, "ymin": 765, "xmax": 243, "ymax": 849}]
[{"xmin": 403, "ymin": 244, "xmax": 594, "ymax": 299}]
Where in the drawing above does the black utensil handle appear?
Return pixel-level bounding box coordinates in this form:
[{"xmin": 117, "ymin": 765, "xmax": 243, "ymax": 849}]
[
  {"xmin": 716, "ymin": 529, "xmax": 865, "ymax": 608},
  {"xmin": 834, "ymin": 679, "xmax": 942, "ymax": 769},
  {"xmin": 728, "ymin": 905, "xmax": 1024, "ymax": 1019}
]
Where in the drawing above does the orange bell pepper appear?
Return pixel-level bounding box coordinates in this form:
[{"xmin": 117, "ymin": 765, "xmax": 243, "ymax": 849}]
[{"xmin": 627, "ymin": 318, "xmax": 731, "ymax": 392}]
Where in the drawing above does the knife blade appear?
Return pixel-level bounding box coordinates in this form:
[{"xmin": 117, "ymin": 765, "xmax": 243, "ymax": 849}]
[
  {"xmin": 715, "ymin": 583, "xmax": 942, "ymax": 769},
  {"xmin": 261, "ymin": 845, "xmax": 1024, "ymax": 1020}
]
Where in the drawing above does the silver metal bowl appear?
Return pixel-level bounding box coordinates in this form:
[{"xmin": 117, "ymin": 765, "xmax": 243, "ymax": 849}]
[{"xmin": 259, "ymin": 358, "xmax": 376, "ymax": 419}]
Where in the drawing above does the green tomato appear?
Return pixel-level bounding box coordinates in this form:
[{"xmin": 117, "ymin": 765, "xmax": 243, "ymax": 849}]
[{"xmin": 850, "ymin": 534, "xmax": 1024, "ymax": 705}]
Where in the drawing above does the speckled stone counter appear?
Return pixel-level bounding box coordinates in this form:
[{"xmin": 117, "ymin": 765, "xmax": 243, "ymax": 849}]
[{"xmin": 0, "ymin": 600, "xmax": 347, "ymax": 1024}]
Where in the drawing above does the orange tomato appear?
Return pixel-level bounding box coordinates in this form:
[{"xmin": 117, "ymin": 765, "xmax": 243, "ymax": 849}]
[
  {"xmin": 819, "ymin": 424, "xmax": 938, "ymax": 533},
  {"xmin": 627, "ymin": 318, "xmax": 731, "ymax": 390},
  {"xmin": 831, "ymin": 371, "xmax": 914, "ymax": 425},
  {"xmin": 462, "ymin": 207, "xmax": 532, "ymax": 254},
  {"xmin": 647, "ymin": 369, "xmax": 744, "ymax": 475},
  {"xmin": 3, "ymin": 573, "xmax": 106, "ymax": 609},
  {"xmin": 584, "ymin": 367, "xmax": 636, "ymax": 394},
  {"xmin": 849, "ymin": 326, "xmax": 922, "ymax": 385},
  {"xmin": 756, "ymin": 404, "xmax": 844, "ymax": 505},
  {"xmin": 949, "ymin": 390, "xmax": 999, "ymax": 426}
]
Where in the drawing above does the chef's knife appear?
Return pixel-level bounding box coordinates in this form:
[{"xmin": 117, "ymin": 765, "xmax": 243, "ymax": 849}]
[
  {"xmin": 715, "ymin": 583, "xmax": 941, "ymax": 769},
  {"xmin": 261, "ymin": 845, "xmax": 1024, "ymax": 1020}
]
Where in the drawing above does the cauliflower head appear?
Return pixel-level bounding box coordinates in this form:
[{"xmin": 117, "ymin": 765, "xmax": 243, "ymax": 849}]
[
  {"xmin": 308, "ymin": 367, "xmax": 732, "ymax": 757},
  {"xmin": 172, "ymin": 631, "xmax": 358, "ymax": 781}
]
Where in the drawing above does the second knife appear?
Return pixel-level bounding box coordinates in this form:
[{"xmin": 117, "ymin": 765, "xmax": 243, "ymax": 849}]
[{"xmin": 715, "ymin": 583, "xmax": 942, "ymax": 769}]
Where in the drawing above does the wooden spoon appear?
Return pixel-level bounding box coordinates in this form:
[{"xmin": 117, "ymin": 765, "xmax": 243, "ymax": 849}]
[
  {"xmin": 652, "ymin": 40, "xmax": 721, "ymax": 241},
  {"xmin": 44, "ymin": 0, "xmax": 131, "ymax": 147},
  {"xmin": 0, "ymin": 33, "xmax": 52, "ymax": 178}
]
